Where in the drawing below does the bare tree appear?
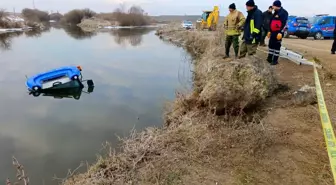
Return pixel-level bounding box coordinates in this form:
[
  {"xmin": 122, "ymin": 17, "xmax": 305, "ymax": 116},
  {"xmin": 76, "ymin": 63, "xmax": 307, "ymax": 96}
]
[
  {"xmin": 114, "ymin": 8, "xmax": 122, "ymax": 14},
  {"xmin": 112, "ymin": 5, "xmax": 149, "ymax": 26},
  {"xmin": 0, "ymin": 9, "xmax": 7, "ymax": 19},
  {"xmin": 82, "ymin": 8, "xmax": 96, "ymax": 19},
  {"xmin": 6, "ymin": 156, "xmax": 29, "ymax": 185},
  {"xmin": 61, "ymin": 8, "xmax": 96, "ymax": 25},
  {"xmin": 119, "ymin": 2, "xmax": 127, "ymax": 13},
  {"xmin": 22, "ymin": 8, "xmax": 49, "ymax": 22},
  {"xmin": 128, "ymin": 6, "xmax": 144, "ymax": 15}
]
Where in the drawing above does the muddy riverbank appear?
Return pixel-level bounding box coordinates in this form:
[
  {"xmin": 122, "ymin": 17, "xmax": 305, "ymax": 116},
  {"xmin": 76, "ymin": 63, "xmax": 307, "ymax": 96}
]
[{"xmin": 63, "ymin": 24, "xmax": 334, "ymax": 185}]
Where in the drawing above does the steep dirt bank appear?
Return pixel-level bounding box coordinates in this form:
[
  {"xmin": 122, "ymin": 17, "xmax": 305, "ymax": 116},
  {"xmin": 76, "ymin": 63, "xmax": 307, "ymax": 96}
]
[{"xmin": 64, "ymin": 25, "xmax": 335, "ymax": 185}]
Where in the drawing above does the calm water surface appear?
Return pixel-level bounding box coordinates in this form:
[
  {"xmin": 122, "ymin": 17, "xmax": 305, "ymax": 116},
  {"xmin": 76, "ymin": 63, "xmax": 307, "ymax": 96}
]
[{"xmin": 0, "ymin": 27, "xmax": 191, "ymax": 184}]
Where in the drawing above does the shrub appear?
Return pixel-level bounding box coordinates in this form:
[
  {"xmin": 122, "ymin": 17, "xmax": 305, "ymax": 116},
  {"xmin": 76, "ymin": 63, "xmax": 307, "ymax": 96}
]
[
  {"xmin": 22, "ymin": 8, "xmax": 50, "ymax": 22},
  {"xmin": 96, "ymin": 13, "xmax": 118, "ymax": 22},
  {"xmin": 115, "ymin": 6, "xmax": 149, "ymax": 26},
  {"xmin": 50, "ymin": 12, "xmax": 63, "ymax": 21},
  {"xmin": 0, "ymin": 9, "xmax": 8, "ymax": 28},
  {"xmin": 0, "ymin": 9, "xmax": 7, "ymax": 19},
  {"xmin": 62, "ymin": 9, "xmax": 96, "ymax": 25},
  {"xmin": 94, "ymin": 6, "xmax": 150, "ymax": 26}
]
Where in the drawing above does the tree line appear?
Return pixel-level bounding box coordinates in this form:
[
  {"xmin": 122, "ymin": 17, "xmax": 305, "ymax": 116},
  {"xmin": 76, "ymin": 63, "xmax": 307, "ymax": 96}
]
[{"xmin": 0, "ymin": 6, "xmax": 151, "ymax": 28}]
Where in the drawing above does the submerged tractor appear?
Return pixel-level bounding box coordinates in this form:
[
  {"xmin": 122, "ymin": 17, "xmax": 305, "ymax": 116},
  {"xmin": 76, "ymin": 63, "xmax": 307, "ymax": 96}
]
[{"xmin": 196, "ymin": 6, "xmax": 219, "ymax": 31}]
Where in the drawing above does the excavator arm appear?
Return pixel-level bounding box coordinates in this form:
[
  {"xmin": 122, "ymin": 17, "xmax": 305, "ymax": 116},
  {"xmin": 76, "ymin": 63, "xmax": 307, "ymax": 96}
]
[
  {"xmin": 207, "ymin": 6, "xmax": 219, "ymax": 30},
  {"xmin": 198, "ymin": 6, "xmax": 219, "ymax": 31}
]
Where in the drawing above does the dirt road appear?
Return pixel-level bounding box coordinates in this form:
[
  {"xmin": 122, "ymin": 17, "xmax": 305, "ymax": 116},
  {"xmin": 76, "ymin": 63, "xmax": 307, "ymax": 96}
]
[
  {"xmin": 255, "ymin": 38, "xmax": 336, "ymax": 185},
  {"xmin": 283, "ymin": 38, "xmax": 334, "ymax": 63}
]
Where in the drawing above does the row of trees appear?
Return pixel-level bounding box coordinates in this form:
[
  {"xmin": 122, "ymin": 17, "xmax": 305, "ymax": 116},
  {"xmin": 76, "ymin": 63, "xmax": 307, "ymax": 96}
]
[
  {"xmin": 113, "ymin": 6, "xmax": 149, "ymax": 26},
  {"xmin": 0, "ymin": 9, "xmax": 23, "ymax": 28},
  {"xmin": 0, "ymin": 8, "xmax": 60, "ymax": 28},
  {"xmin": 0, "ymin": 5, "xmax": 151, "ymax": 28},
  {"xmin": 62, "ymin": 6, "xmax": 150, "ymax": 26}
]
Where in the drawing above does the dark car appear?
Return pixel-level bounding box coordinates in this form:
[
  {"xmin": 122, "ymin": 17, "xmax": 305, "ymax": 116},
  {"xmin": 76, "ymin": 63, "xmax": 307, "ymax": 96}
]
[{"xmin": 284, "ymin": 16, "xmax": 311, "ymax": 39}]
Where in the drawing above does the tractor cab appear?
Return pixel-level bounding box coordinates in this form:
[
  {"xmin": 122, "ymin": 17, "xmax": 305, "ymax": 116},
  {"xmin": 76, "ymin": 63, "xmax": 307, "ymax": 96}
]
[
  {"xmin": 201, "ymin": 11, "xmax": 212, "ymax": 22},
  {"xmin": 196, "ymin": 6, "xmax": 219, "ymax": 31}
]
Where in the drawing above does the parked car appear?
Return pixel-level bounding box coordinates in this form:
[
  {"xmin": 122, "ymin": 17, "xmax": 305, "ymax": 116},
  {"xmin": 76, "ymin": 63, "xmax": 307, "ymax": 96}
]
[
  {"xmin": 284, "ymin": 16, "xmax": 311, "ymax": 39},
  {"xmin": 309, "ymin": 14, "xmax": 336, "ymax": 40},
  {"xmin": 181, "ymin": 20, "xmax": 193, "ymax": 30}
]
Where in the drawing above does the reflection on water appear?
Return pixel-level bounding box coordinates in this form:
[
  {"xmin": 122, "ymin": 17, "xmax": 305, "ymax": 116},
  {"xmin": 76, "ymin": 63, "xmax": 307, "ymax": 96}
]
[
  {"xmin": 0, "ymin": 29, "xmax": 50, "ymax": 50},
  {"xmin": 1, "ymin": 26, "xmax": 156, "ymax": 50},
  {"xmin": 50, "ymin": 22, "xmax": 63, "ymax": 30},
  {"xmin": 0, "ymin": 26, "xmax": 191, "ymax": 184},
  {"xmin": 63, "ymin": 26, "xmax": 97, "ymax": 40},
  {"xmin": 30, "ymin": 86, "xmax": 95, "ymax": 100},
  {"xmin": 63, "ymin": 26, "xmax": 155, "ymax": 47},
  {"xmin": 25, "ymin": 28, "xmax": 50, "ymax": 38},
  {"xmin": 0, "ymin": 32, "xmax": 23, "ymax": 50},
  {"xmin": 110, "ymin": 28, "xmax": 153, "ymax": 47}
]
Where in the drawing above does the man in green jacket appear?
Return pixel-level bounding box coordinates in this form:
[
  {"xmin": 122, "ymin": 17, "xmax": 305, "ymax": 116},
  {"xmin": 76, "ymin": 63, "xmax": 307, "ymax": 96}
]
[{"xmin": 223, "ymin": 3, "xmax": 246, "ymax": 59}]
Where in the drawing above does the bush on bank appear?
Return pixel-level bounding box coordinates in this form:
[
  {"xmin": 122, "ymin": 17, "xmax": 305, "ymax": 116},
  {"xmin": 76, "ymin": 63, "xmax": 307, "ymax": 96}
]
[
  {"xmin": 22, "ymin": 8, "xmax": 50, "ymax": 22},
  {"xmin": 50, "ymin": 12, "xmax": 63, "ymax": 22},
  {"xmin": 0, "ymin": 9, "xmax": 8, "ymax": 28},
  {"xmin": 114, "ymin": 6, "xmax": 150, "ymax": 26},
  {"xmin": 61, "ymin": 8, "xmax": 96, "ymax": 25},
  {"xmin": 78, "ymin": 6, "xmax": 150, "ymax": 27}
]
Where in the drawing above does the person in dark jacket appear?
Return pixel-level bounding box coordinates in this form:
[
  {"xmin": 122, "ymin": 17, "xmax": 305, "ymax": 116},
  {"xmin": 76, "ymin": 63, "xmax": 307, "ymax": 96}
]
[
  {"xmin": 332, "ymin": 19, "xmax": 336, "ymax": 54},
  {"xmin": 266, "ymin": 0, "xmax": 288, "ymax": 65},
  {"xmin": 239, "ymin": 0, "xmax": 263, "ymax": 58},
  {"xmin": 260, "ymin": 6, "xmax": 273, "ymax": 46}
]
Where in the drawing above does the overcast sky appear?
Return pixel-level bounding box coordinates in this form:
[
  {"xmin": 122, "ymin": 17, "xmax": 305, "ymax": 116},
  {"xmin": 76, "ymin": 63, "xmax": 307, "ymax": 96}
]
[{"xmin": 2, "ymin": 0, "xmax": 335, "ymax": 16}]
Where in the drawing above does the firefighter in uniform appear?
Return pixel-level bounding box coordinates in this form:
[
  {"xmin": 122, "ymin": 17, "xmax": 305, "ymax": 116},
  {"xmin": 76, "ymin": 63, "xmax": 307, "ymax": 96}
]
[
  {"xmin": 267, "ymin": 0, "xmax": 288, "ymax": 65},
  {"xmin": 223, "ymin": 3, "xmax": 245, "ymax": 59},
  {"xmin": 238, "ymin": 0, "xmax": 262, "ymax": 58}
]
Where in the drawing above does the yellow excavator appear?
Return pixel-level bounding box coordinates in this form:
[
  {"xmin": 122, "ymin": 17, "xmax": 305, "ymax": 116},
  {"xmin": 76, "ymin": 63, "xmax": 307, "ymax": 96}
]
[{"xmin": 196, "ymin": 6, "xmax": 219, "ymax": 31}]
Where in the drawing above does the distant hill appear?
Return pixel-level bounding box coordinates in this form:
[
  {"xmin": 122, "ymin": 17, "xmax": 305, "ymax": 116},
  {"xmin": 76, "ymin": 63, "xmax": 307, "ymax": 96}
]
[{"xmin": 151, "ymin": 15, "xmax": 225, "ymax": 23}]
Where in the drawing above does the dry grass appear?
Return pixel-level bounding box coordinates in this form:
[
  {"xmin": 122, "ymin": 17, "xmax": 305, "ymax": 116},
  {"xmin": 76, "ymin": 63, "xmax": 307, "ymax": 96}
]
[
  {"xmin": 63, "ymin": 24, "xmax": 334, "ymax": 185},
  {"xmin": 198, "ymin": 57, "xmax": 277, "ymax": 114},
  {"xmin": 158, "ymin": 25, "xmax": 277, "ymax": 114},
  {"xmin": 64, "ymin": 109, "xmax": 276, "ymax": 185},
  {"xmin": 77, "ymin": 18, "xmax": 112, "ymax": 30}
]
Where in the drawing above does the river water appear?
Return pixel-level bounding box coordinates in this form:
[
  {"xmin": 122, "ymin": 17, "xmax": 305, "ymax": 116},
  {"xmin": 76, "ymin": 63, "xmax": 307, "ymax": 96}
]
[{"xmin": 0, "ymin": 27, "xmax": 191, "ymax": 184}]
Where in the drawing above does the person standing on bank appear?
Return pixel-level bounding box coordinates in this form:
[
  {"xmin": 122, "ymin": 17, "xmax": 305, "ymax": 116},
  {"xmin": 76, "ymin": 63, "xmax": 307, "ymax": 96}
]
[
  {"xmin": 331, "ymin": 19, "xmax": 336, "ymax": 54},
  {"xmin": 223, "ymin": 3, "xmax": 245, "ymax": 59},
  {"xmin": 239, "ymin": 0, "xmax": 262, "ymax": 58},
  {"xmin": 260, "ymin": 6, "xmax": 273, "ymax": 46},
  {"xmin": 267, "ymin": 0, "xmax": 288, "ymax": 65}
]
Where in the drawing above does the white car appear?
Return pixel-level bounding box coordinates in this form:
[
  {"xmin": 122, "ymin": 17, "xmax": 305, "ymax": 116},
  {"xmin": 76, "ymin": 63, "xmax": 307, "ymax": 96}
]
[{"xmin": 182, "ymin": 20, "xmax": 193, "ymax": 29}]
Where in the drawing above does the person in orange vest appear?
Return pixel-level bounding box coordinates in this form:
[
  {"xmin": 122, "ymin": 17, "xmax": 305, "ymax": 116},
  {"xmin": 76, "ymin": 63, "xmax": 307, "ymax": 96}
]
[{"xmin": 266, "ymin": 0, "xmax": 288, "ymax": 65}]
